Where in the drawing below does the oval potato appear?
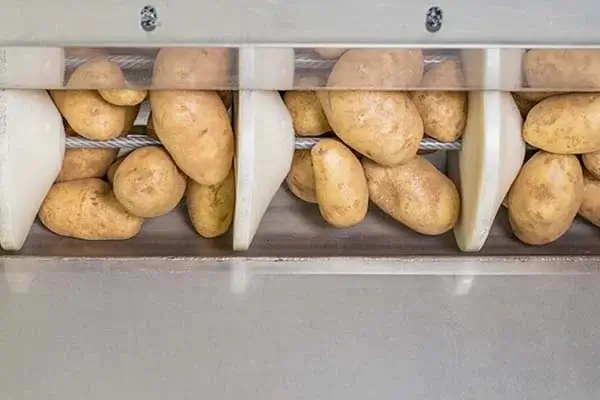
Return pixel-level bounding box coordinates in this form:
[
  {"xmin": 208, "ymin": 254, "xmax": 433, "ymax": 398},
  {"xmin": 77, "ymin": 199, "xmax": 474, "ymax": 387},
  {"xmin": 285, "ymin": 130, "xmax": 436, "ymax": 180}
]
[
  {"xmin": 410, "ymin": 60, "xmax": 467, "ymax": 142},
  {"xmin": 113, "ymin": 147, "xmax": 187, "ymax": 218},
  {"xmin": 39, "ymin": 178, "xmax": 143, "ymax": 240},
  {"xmin": 67, "ymin": 57, "xmax": 124, "ymax": 89},
  {"xmin": 523, "ymin": 93, "xmax": 600, "ymax": 154},
  {"xmin": 507, "ymin": 152, "xmax": 583, "ymax": 245},
  {"xmin": 152, "ymin": 48, "xmax": 231, "ymax": 88},
  {"xmin": 57, "ymin": 148, "xmax": 118, "ymax": 182},
  {"xmin": 524, "ymin": 49, "xmax": 600, "ymax": 89},
  {"xmin": 150, "ymin": 90, "xmax": 234, "ymax": 185},
  {"xmin": 283, "ymin": 91, "xmax": 331, "ymax": 136},
  {"xmin": 363, "ymin": 156, "xmax": 460, "ymax": 235},
  {"xmin": 582, "ymin": 150, "xmax": 600, "ymax": 179},
  {"xmin": 327, "ymin": 49, "xmax": 424, "ymax": 88},
  {"xmin": 286, "ymin": 150, "xmax": 317, "ymax": 203},
  {"xmin": 580, "ymin": 171, "xmax": 600, "ymax": 227},
  {"xmin": 186, "ymin": 167, "xmax": 235, "ymax": 238},
  {"xmin": 318, "ymin": 90, "xmax": 423, "ymax": 166},
  {"xmin": 311, "ymin": 139, "xmax": 368, "ymax": 227},
  {"xmin": 100, "ymin": 88, "xmax": 147, "ymax": 106}
]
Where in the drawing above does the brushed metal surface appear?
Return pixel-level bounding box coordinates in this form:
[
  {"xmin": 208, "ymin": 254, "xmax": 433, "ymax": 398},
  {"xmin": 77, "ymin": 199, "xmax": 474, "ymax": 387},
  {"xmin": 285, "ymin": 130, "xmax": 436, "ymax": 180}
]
[{"xmin": 1, "ymin": 0, "xmax": 600, "ymax": 46}]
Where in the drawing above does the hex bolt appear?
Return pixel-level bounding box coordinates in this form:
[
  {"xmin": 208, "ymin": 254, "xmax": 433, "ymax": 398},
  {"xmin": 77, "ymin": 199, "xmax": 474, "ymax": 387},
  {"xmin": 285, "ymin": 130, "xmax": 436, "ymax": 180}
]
[
  {"xmin": 425, "ymin": 6, "xmax": 443, "ymax": 33},
  {"xmin": 140, "ymin": 5, "xmax": 158, "ymax": 32}
]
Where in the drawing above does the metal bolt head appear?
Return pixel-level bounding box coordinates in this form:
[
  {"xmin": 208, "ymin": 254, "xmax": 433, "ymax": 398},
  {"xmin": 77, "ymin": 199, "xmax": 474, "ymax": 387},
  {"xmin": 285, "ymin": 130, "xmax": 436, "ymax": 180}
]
[
  {"xmin": 140, "ymin": 5, "xmax": 158, "ymax": 32},
  {"xmin": 425, "ymin": 6, "xmax": 443, "ymax": 33}
]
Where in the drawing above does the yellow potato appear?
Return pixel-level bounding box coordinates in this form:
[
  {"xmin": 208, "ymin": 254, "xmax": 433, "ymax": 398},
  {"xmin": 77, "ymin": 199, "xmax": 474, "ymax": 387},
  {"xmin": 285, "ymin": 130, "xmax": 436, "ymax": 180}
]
[
  {"xmin": 327, "ymin": 49, "xmax": 424, "ymax": 88},
  {"xmin": 313, "ymin": 48, "xmax": 346, "ymax": 59},
  {"xmin": 410, "ymin": 60, "xmax": 467, "ymax": 142},
  {"xmin": 152, "ymin": 48, "xmax": 231, "ymax": 88},
  {"xmin": 318, "ymin": 90, "xmax": 423, "ymax": 166},
  {"xmin": 286, "ymin": 150, "xmax": 317, "ymax": 203},
  {"xmin": 150, "ymin": 90, "xmax": 234, "ymax": 185},
  {"xmin": 113, "ymin": 147, "xmax": 187, "ymax": 218},
  {"xmin": 580, "ymin": 171, "xmax": 600, "ymax": 227},
  {"xmin": 507, "ymin": 151, "xmax": 583, "ymax": 245},
  {"xmin": 186, "ymin": 168, "xmax": 235, "ymax": 238},
  {"xmin": 363, "ymin": 156, "xmax": 460, "ymax": 235},
  {"xmin": 283, "ymin": 91, "xmax": 331, "ymax": 136},
  {"xmin": 582, "ymin": 150, "xmax": 600, "ymax": 180},
  {"xmin": 524, "ymin": 49, "xmax": 600, "ymax": 89},
  {"xmin": 50, "ymin": 90, "xmax": 126, "ymax": 140},
  {"xmin": 56, "ymin": 148, "xmax": 118, "ymax": 182},
  {"xmin": 99, "ymin": 89, "xmax": 147, "ymax": 106},
  {"xmin": 39, "ymin": 178, "xmax": 143, "ymax": 240},
  {"xmin": 67, "ymin": 57, "xmax": 124, "ymax": 88},
  {"xmin": 311, "ymin": 139, "xmax": 368, "ymax": 227},
  {"xmin": 523, "ymin": 93, "xmax": 600, "ymax": 154}
]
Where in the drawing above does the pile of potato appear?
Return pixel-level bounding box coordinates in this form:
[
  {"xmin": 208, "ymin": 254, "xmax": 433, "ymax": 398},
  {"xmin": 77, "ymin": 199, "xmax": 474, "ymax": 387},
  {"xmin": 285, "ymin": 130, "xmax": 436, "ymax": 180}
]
[
  {"xmin": 40, "ymin": 52, "xmax": 235, "ymax": 241},
  {"xmin": 284, "ymin": 49, "xmax": 463, "ymax": 235},
  {"xmin": 507, "ymin": 49, "xmax": 600, "ymax": 245}
]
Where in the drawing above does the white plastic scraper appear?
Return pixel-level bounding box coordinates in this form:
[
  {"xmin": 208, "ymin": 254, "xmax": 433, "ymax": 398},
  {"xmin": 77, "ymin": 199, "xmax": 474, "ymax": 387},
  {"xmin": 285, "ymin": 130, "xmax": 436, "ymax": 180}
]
[
  {"xmin": 233, "ymin": 91, "xmax": 295, "ymax": 250},
  {"xmin": 0, "ymin": 47, "xmax": 65, "ymax": 88},
  {"xmin": 0, "ymin": 90, "xmax": 65, "ymax": 250},
  {"xmin": 450, "ymin": 91, "xmax": 525, "ymax": 252}
]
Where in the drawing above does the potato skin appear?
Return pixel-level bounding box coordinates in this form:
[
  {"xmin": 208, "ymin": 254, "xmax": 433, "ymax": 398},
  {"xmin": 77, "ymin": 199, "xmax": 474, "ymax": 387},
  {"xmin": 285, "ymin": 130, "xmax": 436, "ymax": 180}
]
[
  {"xmin": 51, "ymin": 90, "xmax": 126, "ymax": 140},
  {"xmin": 327, "ymin": 49, "xmax": 424, "ymax": 88},
  {"xmin": 100, "ymin": 89, "xmax": 147, "ymax": 106},
  {"xmin": 523, "ymin": 93, "xmax": 600, "ymax": 154},
  {"xmin": 150, "ymin": 90, "xmax": 234, "ymax": 185},
  {"xmin": 66, "ymin": 57, "xmax": 124, "ymax": 88},
  {"xmin": 286, "ymin": 150, "xmax": 317, "ymax": 203},
  {"xmin": 186, "ymin": 168, "xmax": 235, "ymax": 238},
  {"xmin": 311, "ymin": 139, "xmax": 368, "ymax": 227},
  {"xmin": 39, "ymin": 178, "xmax": 143, "ymax": 240},
  {"xmin": 580, "ymin": 171, "xmax": 600, "ymax": 227},
  {"xmin": 113, "ymin": 147, "xmax": 187, "ymax": 218},
  {"xmin": 152, "ymin": 48, "xmax": 231, "ymax": 88},
  {"xmin": 410, "ymin": 60, "xmax": 467, "ymax": 142},
  {"xmin": 524, "ymin": 49, "xmax": 600, "ymax": 89},
  {"xmin": 507, "ymin": 152, "xmax": 583, "ymax": 245},
  {"xmin": 582, "ymin": 151, "xmax": 600, "ymax": 179},
  {"xmin": 283, "ymin": 91, "xmax": 331, "ymax": 136},
  {"xmin": 57, "ymin": 148, "xmax": 118, "ymax": 182},
  {"xmin": 363, "ymin": 156, "xmax": 460, "ymax": 235},
  {"xmin": 318, "ymin": 90, "xmax": 423, "ymax": 166}
]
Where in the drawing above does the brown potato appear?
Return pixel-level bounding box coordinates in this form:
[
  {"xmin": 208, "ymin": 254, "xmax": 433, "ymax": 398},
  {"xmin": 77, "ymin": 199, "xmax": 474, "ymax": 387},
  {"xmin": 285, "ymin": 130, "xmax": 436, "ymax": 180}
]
[
  {"xmin": 313, "ymin": 48, "xmax": 346, "ymax": 59},
  {"xmin": 327, "ymin": 49, "xmax": 424, "ymax": 88},
  {"xmin": 286, "ymin": 150, "xmax": 317, "ymax": 203},
  {"xmin": 523, "ymin": 93, "xmax": 600, "ymax": 154},
  {"xmin": 410, "ymin": 60, "xmax": 467, "ymax": 142},
  {"xmin": 363, "ymin": 156, "xmax": 459, "ymax": 235},
  {"xmin": 67, "ymin": 57, "xmax": 124, "ymax": 88},
  {"xmin": 56, "ymin": 148, "xmax": 118, "ymax": 182},
  {"xmin": 582, "ymin": 150, "xmax": 600, "ymax": 179},
  {"xmin": 311, "ymin": 139, "xmax": 368, "ymax": 227},
  {"xmin": 524, "ymin": 49, "xmax": 600, "ymax": 89},
  {"xmin": 113, "ymin": 147, "xmax": 187, "ymax": 218},
  {"xmin": 318, "ymin": 90, "xmax": 423, "ymax": 166},
  {"xmin": 283, "ymin": 91, "xmax": 331, "ymax": 136},
  {"xmin": 39, "ymin": 178, "xmax": 143, "ymax": 240},
  {"xmin": 186, "ymin": 167, "xmax": 235, "ymax": 238},
  {"xmin": 50, "ymin": 90, "xmax": 126, "ymax": 140},
  {"xmin": 152, "ymin": 48, "xmax": 231, "ymax": 88},
  {"xmin": 580, "ymin": 171, "xmax": 600, "ymax": 227},
  {"xmin": 507, "ymin": 152, "xmax": 583, "ymax": 245},
  {"xmin": 150, "ymin": 90, "xmax": 234, "ymax": 185},
  {"xmin": 106, "ymin": 156, "xmax": 125, "ymax": 184},
  {"xmin": 100, "ymin": 89, "xmax": 147, "ymax": 106}
]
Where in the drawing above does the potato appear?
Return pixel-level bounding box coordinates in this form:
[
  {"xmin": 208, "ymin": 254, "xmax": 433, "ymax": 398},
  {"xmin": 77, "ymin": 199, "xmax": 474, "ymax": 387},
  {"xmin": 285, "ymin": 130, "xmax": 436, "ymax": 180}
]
[
  {"xmin": 580, "ymin": 171, "xmax": 600, "ymax": 227},
  {"xmin": 152, "ymin": 48, "xmax": 231, "ymax": 88},
  {"xmin": 524, "ymin": 49, "xmax": 600, "ymax": 89},
  {"xmin": 311, "ymin": 139, "xmax": 368, "ymax": 227},
  {"xmin": 39, "ymin": 178, "xmax": 143, "ymax": 240},
  {"xmin": 56, "ymin": 148, "xmax": 118, "ymax": 182},
  {"xmin": 186, "ymin": 167, "xmax": 235, "ymax": 238},
  {"xmin": 67, "ymin": 57, "xmax": 123, "ymax": 88},
  {"xmin": 523, "ymin": 93, "xmax": 600, "ymax": 154},
  {"xmin": 50, "ymin": 90, "xmax": 126, "ymax": 140},
  {"xmin": 286, "ymin": 150, "xmax": 317, "ymax": 203},
  {"xmin": 507, "ymin": 152, "xmax": 583, "ymax": 245},
  {"xmin": 283, "ymin": 91, "xmax": 331, "ymax": 136},
  {"xmin": 150, "ymin": 90, "xmax": 234, "ymax": 185},
  {"xmin": 410, "ymin": 60, "xmax": 467, "ymax": 142},
  {"xmin": 318, "ymin": 90, "xmax": 423, "ymax": 166},
  {"xmin": 100, "ymin": 89, "xmax": 147, "ymax": 107},
  {"xmin": 113, "ymin": 147, "xmax": 187, "ymax": 218},
  {"xmin": 363, "ymin": 156, "xmax": 459, "ymax": 235},
  {"xmin": 106, "ymin": 156, "xmax": 125, "ymax": 184},
  {"xmin": 327, "ymin": 49, "xmax": 424, "ymax": 88},
  {"xmin": 582, "ymin": 150, "xmax": 600, "ymax": 179},
  {"xmin": 313, "ymin": 48, "xmax": 346, "ymax": 59}
]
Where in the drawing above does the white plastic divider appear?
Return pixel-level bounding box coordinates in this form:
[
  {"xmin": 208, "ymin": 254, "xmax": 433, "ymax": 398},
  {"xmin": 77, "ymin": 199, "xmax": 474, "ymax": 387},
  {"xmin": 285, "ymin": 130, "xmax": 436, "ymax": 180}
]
[
  {"xmin": 238, "ymin": 47, "xmax": 296, "ymax": 90},
  {"xmin": 0, "ymin": 47, "xmax": 65, "ymax": 88},
  {"xmin": 0, "ymin": 90, "xmax": 65, "ymax": 251},
  {"xmin": 449, "ymin": 49, "xmax": 526, "ymax": 252}
]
